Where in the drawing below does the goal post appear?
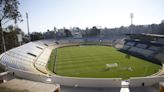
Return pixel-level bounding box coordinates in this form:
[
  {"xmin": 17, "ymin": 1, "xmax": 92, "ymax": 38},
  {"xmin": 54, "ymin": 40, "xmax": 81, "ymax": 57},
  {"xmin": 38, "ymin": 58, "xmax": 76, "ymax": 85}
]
[{"xmin": 106, "ymin": 63, "xmax": 118, "ymax": 68}]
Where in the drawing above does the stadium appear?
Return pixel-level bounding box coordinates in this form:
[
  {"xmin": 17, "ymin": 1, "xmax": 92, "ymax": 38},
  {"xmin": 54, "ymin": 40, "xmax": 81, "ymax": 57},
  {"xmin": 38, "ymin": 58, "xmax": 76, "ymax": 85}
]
[
  {"xmin": 1, "ymin": 0, "xmax": 164, "ymax": 91},
  {"xmin": 1, "ymin": 33, "xmax": 164, "ymax": 92}
]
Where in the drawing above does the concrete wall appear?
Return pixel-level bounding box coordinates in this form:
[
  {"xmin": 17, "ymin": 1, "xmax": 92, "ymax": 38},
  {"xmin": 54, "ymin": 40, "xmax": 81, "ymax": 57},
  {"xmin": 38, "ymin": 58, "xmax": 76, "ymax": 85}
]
[
  {"xmin": 52, "ymin": 75, "xmax": 122, "ymax": 88},
  {"xmin": 7, "ymin": 67, "xmax": 52, "ymax": 83},
  {"xmin": 130, "ymin": 76, "xmax": 164, "ymax": 87},
  {"xmin": 6, "ymin": 66, "xmax": 164, "ymax": 88}
]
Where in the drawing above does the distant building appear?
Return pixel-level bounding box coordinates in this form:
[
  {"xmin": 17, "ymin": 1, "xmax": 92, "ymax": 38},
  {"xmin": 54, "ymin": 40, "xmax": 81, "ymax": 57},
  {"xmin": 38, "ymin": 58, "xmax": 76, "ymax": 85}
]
[
  {"xmin": 56, "ymin": 29, "xmax": 65, "ymax": 38},
  {"xmin": 70, "ymin": 27, "xmax": 82, "ymax": 38}
]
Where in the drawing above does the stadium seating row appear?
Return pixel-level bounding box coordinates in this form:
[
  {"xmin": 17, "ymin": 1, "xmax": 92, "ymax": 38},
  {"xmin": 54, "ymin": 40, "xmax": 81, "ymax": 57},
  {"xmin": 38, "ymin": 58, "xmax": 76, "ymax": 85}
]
[
  {"xmin": 121, "ymin": 45, "xmax": 130, "ymax": 50},
  {"xmin": 122, "ymin": 41, "xmax": 164, "ymax": 59},
  {"xmin": 136, "ymin": 43, "xmax": 147, "ymax": 49},
  {"xmin": 126, "ymin": 42, "xmax": 135, "ymax": 46},
  {"xmin": 148, "ymin": 46, "xmax": 161, "ymax": 51},
  {"xmin": 129, "ymin": 47, "xmax": 154, "ymax": 57},
  {"xmin": 0, "ymin": 40, "xmax": 55, "ymax": 75}
]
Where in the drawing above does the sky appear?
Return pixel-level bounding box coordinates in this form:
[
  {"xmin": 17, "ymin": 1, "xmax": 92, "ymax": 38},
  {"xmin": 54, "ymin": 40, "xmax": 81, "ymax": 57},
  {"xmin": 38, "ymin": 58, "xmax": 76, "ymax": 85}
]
[{"xmin": 11, "ymin": 0, "xmax": 164, "ymax": 33}]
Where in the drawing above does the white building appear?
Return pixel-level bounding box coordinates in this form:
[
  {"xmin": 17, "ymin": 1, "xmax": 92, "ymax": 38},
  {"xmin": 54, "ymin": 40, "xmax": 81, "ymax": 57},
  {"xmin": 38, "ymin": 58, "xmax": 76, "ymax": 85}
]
[{"xmin": 71, "ymin": 27, "xmax": 82, "ymax": 38}]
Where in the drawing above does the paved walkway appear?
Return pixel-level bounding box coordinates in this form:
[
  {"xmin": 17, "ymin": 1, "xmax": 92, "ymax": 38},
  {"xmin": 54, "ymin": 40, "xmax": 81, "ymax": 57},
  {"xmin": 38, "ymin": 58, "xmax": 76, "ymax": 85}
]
[{"xmin": 61, "ymin": 86, "xmax": 120, "ymax": 92}]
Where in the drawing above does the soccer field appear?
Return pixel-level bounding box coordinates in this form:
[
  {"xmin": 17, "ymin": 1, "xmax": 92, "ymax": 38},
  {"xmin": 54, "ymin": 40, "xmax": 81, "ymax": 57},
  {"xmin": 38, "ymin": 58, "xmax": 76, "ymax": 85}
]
[{"xmin": 48, "ymin": 45, "xmax": 161, "ymax": 79}]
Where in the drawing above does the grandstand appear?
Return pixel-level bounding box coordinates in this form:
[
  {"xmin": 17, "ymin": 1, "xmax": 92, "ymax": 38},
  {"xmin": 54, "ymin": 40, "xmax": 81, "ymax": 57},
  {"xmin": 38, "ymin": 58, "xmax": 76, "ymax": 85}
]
[
  {"xmin": 0, "ymin": 40, "xmax": 60, "ymax": 92},
  {"xmin": 0, "ymin": 41, "xmax": 54, "ymax": 74},
  {"xmin": 120, "ymin": 34, "xmax": 164, "ymax": 65},
  {"xmin": 0, "ymin": 34, "xmax": 164, "ymax": 92}
]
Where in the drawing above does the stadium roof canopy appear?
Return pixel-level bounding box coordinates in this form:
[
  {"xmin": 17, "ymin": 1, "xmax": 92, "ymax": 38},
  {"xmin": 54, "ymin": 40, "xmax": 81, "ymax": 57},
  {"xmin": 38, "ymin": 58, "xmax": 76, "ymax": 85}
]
[
  {"xmin": 126, "ymin": 33, "xmax": 164, "ymax": 38},
  {"xmin": 143, "ymin": 33, "xmax": 164, "ymax": 38}
]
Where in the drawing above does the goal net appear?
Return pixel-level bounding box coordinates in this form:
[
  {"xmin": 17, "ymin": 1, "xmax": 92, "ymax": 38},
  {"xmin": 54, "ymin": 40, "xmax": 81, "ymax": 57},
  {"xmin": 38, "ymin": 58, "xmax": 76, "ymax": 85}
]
[{"xmin": 106, "ymin": 63, "xmax": 118, "ymax": 68}]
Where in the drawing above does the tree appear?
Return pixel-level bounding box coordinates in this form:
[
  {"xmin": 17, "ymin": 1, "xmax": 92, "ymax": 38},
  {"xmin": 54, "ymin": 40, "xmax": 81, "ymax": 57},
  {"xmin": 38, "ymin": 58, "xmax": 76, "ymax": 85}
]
[
  {"xmin": 0, "ymin": 0, "xmax": 22, "ymax": 53},
  {"xmin": 54, "ymin": 26, "xmax": 57, "ymax": 32},
  {"xmin": 64, "ymin": 29, "xmax": 72, "ymax": 37},
  {"xmin": 43, "ymin": 29, "xmax": 56, "ymax": 39},
  {"xmin": 8, "ymin": 25, "xmax": 13, "ymax": 31},
  {"xmin": 89, "ymin": 26, "xmax": 100, "ymax": 37},
  {"xmin": 93, "ymin": 26, "xmax": 100, "ymax": 36},
  {"xmin": 4, "ymin": 25, "xmax": 23, "ymax": 51},
  {"xmin": 30, "ymin": 32, "xmax": 44, "ymax": 41},
  {"xmin": 0, "ymin": 0, "xmax": 22, "ymax": 24}
]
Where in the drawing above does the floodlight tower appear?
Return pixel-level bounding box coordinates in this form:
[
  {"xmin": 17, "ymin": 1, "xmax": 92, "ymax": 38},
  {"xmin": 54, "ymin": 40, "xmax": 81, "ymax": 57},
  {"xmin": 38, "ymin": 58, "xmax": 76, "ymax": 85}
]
[
  {"xmin": 26, "ymin": 12, "xmax": 31, "ymax": 41},
  {"xmin": 130, "ymin": 13, "xmax": 134, "ymax": 25}
]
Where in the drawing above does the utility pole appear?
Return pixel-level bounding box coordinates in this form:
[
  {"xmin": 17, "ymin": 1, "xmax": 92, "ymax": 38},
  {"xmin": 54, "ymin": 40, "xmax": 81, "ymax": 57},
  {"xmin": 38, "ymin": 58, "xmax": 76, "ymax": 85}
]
[{"xmin": 26, "ymin": 12, "xmax": 31, "ymax": 41}]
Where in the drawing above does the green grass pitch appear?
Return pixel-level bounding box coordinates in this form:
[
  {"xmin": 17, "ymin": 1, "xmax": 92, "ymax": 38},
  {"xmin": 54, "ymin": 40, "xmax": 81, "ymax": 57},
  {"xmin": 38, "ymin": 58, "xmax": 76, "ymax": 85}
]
[{"xmin": 48, "ymin": 45, "xmax": 161, "ymax": 79}]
